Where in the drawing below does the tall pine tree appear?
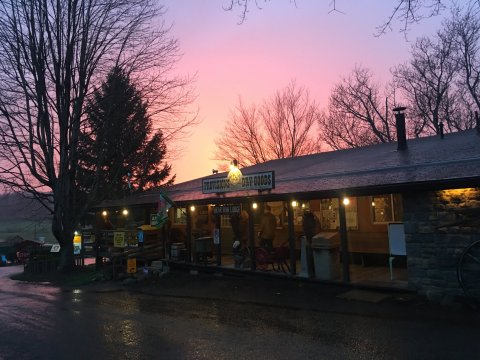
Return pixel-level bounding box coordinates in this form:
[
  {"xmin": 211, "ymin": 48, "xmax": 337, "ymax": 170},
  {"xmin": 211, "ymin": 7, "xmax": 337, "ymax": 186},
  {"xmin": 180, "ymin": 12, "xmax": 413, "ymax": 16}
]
[{"xmin": 78, "ymin": 67, "xmax": 174, "ymax": 202}]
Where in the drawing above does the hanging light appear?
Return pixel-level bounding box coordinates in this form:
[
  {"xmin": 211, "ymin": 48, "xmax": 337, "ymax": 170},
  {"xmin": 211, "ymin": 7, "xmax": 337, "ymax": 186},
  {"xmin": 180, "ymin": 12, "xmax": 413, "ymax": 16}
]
[
  {"xmin": 227, "ymin": 159, "xmax": 242, "ymax": 186},
  {"xmin": 190, "ymin": 205, "xmax": 196, "ymax": 212},
  {"xmin": 291, "ymin": 200, "xmax": 298, "ymax": 208},
  {"xmin": 252, "ymin": 202, "xmax": 258, "ymax": 210},
  {"xmin": 102, "ymin": 210, "xmax": 108, "ymax": 217},
  {"xmin": 122, "ymin": 209, "xmax": 129, "ymax": 216},
  {"xmin": 343, "ymin": 197, "xmax": 350, "ymax": 206}
]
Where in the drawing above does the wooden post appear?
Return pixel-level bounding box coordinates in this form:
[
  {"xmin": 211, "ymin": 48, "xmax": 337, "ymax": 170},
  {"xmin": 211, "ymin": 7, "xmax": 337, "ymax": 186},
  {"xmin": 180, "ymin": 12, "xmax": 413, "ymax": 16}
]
[
  {"xmin": 186, "ymin": 207, "xmax": 192, "ymax": 263},
  {"xmin": 287, "ymin": 202, "xmax": 296, "ymax": 275},
  {"xmin": 338, "ymin": 197, "xmax": 350, "ymax": 282},
  {"xmin": 215, "ymin": 214, "xmax": 221, "ymax": 266},
  {"xmin": 247, "ymin": 205, "xmax": 256, "ymax": 270}
]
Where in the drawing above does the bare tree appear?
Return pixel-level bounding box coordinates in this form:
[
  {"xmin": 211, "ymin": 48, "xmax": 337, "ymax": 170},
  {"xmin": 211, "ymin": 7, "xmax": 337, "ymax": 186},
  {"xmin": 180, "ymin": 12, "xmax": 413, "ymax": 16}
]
[
  {"xmin": 214, "ymin": 81, "xmax": 321, "ymax": 167},
  {"xmin": 447, "ymin": 5, "xmax": 480, "ymax": 115},
  {"xmin": 392, "ymin": 33, "xmax": 459, "ymax": 135},
  {"xmin": 224, "ymin": 0, "xmax": 297, "ymax": 24},
  {"xmin": 224, "ymin": 0, "xmax": 445, "ymax": 29},
  {"xmin": 214, "ymin": 99, "xmax": 268, "ymax": 167},
  {"xmin": 320, "ymin": 66, "xmax": 396, "ymax": 150},
  {"xmin": 376, "ymin": 0, "xmax": 447, "ymax": 35},
  {"xmin": 0, "ymin": 0, "xmax": 196, "ymax": 270},
  {"xmin": 223, "ymin": 0, "xmax": 480, "ymax": 39},
  {"xmin": 440, "ymin": 86, "xmax": 476, "ymax": 132}
]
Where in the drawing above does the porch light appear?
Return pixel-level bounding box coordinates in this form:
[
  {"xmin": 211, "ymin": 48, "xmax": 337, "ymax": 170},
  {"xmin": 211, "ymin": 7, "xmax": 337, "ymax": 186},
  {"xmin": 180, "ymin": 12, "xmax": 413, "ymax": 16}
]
[
  {"xmin": 343, "ymin": 197, "xmax": 350, "ymax": 206},
  {"xmin": 74, "ymin": 231, "xmax": 79, "ymax": 236},
  {"xmin": 122, "ymin": 209, "xmax": 129, "ymax": 216},
  {"xmin": 190, "ymin": 205, "xmax": 196, "ymax": 212},
  {"xmin": 102, "ymin": 210, "xmax": 108, "ymax": 217},
  {"xmin": 301, "ymin": 203, "xmax": 306, "ymax": 209},
  {"xmin": 291, "ymin": 200, "xmax": 298, "ymax": 208},
  {"xmin": 227, "ymin": 159, "xmax": 242, "ymax": 186},
  {"xmin": 371, "ymin": 201, "xmax": 375, "ymax": 207},
  {"xmin": 252, "ymin": 202, "xmax": 258, "ymax": 210}
]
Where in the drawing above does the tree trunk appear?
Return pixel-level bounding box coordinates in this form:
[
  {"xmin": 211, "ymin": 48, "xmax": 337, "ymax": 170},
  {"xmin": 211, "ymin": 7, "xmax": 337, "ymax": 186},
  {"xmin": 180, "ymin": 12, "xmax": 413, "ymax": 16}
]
[{"xmin": 52, "ymin": 208, "xmax": 76, "ymax": 272}]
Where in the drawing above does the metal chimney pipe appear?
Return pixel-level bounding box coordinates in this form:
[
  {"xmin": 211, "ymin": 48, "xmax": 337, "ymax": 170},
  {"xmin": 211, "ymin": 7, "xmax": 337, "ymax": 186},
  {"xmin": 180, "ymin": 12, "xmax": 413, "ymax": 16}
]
[{"xmin": 393, "ymin": 107, "xmax": 407, "ymax": 151}]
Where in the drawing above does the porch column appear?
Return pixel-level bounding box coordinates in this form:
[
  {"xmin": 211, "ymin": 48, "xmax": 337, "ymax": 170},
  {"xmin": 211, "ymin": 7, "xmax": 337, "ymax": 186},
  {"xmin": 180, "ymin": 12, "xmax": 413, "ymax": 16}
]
[
  {"xmin": 186, "ymin": 207, "xmax": 192, "ymax": 263},
  {"xmin": 338, "ymin": 197, "xmax": 350, "ymax": 282},
  {"xmin": 287, "ymin": 202, "xmax": 296, "ymax": 275},
  {"xmin": 214, "ymin": 214, "xmax": 222, "ymax": 266},
  {"xmin": 247, "ymin": 205, "xmax": 256, "ymax": 270}
]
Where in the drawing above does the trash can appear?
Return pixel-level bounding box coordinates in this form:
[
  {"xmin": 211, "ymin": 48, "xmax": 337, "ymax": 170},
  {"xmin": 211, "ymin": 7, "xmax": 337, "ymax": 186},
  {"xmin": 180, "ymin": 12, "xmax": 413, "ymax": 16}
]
[
  {"xmin": 311, "ymin": 232, "xmax": 340, "ymax": 280},
  {"xmin": 170, "ymin": 242, "xmax": 185, "ymax": 261},
  {"xmin": 195, "ymin": 237, "xmax": 213, "ymax": 264},
  {"xmin": 299, "ymin": 236, "xmax": 314, "ymax": 278}
]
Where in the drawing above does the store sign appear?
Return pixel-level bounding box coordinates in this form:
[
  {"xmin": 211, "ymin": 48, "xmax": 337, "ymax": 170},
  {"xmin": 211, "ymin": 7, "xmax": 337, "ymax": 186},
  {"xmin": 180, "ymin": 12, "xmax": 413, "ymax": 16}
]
[
  {"xmin": 73, "ymin": 234, "xmax": 82, "ymax": 255},
  {"xmin": 127, "ymin": 258, "xmax": 137, "ymax": 274},
  {"xmin": 82, "ymin": 231, "xmax": 95, "ymax": 245},
  {"xmin": 113, "ymin": 231, "xmax": 125, "ymax": 248},
  {"xmin": 150, "ymin": 213, "xmax": 159, "ymax": 227},
  {"xmin": 213, "ymin": 205, "xmax": 241, "ymax": 215},
  {"xmin": 202, "ymin": 171, "xmax": 275, "ymax": 194}
]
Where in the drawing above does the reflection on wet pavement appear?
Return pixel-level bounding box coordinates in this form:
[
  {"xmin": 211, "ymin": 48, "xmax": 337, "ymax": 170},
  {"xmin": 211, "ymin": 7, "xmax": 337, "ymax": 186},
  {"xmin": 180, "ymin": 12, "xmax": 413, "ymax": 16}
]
[{"xmin": 1, "ymin": 266, "xmax": 479, "ymax": 360}]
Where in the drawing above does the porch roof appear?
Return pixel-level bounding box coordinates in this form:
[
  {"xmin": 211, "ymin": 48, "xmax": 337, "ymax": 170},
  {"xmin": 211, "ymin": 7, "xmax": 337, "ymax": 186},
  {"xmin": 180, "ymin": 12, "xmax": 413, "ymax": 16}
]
[{"xmin": 102, "ymin": 129, "xmax": 480, "ymax": 207}]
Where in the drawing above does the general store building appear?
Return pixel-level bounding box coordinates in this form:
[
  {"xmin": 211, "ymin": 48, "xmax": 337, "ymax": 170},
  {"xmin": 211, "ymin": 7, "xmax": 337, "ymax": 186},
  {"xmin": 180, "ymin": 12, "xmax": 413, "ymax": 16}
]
[{"xmin": 96, "ymin": 122, "xmax": 480, "ymax": 302}]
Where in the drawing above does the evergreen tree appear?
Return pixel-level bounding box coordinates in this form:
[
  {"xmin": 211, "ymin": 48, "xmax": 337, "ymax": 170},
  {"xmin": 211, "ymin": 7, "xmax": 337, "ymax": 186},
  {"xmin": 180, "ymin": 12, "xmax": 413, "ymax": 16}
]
[{"xmin": 78, "ymin": 67, "xmax": 174, "ymax": 202}]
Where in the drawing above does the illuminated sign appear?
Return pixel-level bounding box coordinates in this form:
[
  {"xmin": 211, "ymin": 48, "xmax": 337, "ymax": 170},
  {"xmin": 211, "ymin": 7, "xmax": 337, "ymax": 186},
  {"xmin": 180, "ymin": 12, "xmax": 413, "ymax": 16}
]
[
  {"xmin": 202, "ymin": 171, "xmax": 274, "ymax": 194},
  {"xmin": 213, "ymin": 204, "xmax": 241, "ymax": 215},
  {"xmin": 73, "ymin": 234, "xmax": 82, "ymax": 255}
]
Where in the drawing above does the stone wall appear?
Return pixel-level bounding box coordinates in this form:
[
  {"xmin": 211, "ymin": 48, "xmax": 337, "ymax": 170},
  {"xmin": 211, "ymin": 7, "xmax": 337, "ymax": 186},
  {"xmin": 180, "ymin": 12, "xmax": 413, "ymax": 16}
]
[{"xmin": 403, "ymin": 188, "xmax": 480, "ymax": 302}]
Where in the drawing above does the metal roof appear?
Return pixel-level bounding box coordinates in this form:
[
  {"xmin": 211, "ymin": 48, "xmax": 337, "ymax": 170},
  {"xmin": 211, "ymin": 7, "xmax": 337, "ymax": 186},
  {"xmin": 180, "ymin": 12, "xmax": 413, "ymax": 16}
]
[{"xmin": 101, "ymin": 129, "xmax": 480, "ymax": 208}]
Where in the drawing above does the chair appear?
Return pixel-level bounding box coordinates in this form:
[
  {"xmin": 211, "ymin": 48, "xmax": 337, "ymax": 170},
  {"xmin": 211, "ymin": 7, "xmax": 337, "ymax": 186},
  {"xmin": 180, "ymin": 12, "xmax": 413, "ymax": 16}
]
[
  {"xmin": 387, "ymin": 223, "xmax": 406, "ymax": 280},
  {"xmin": 272, "ymin": 245, "xmax": 290, "ymax": 273},
  {"xmin": 255, "ymin": 247, "xmax": 275, "ymax": 271}
]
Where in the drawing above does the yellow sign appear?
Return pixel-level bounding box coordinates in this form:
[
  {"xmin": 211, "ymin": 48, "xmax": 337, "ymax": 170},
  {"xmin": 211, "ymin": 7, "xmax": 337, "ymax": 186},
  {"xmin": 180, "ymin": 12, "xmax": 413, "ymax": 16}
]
[
  {"xmin": 125, "ymin": 231, "xmax": 137, "ymax": 246},
  {"xmin": 73, "ymin": 235, "xmax": 82, "ymax": 255},
  {"xmin": 113, "ymin": 232, "xmax": 125, "ymax": 248},
  {"xmin": 127, "ymin": 258, "xmax": 137, "ymax": 274}
]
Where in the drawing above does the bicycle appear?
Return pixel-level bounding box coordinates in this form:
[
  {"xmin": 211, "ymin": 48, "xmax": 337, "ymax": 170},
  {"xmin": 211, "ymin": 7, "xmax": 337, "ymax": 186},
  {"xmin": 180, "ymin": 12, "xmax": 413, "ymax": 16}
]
[{"xmin": 457, "ymin": 239, "xmax": 480, "ymax": 300}]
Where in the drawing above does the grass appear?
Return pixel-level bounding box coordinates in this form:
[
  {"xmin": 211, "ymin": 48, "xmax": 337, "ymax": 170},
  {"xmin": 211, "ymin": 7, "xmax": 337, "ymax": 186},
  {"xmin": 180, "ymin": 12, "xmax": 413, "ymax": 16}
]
[{"xmin": 10, "ymin": 264, "xmax": 103, "ymax": 287}]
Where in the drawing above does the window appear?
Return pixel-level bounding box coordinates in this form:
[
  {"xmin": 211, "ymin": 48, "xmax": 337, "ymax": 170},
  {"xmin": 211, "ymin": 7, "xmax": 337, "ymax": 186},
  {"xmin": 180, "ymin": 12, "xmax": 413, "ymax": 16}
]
[
  {"xmin": 319, "ymin": 198, "xmax": 358, "ymax": 230},
  {"xmin": 173, "ymin": 208, "xmax": 186, "ymax": 225},
  {"xmin": 293, "ymin": 201, "xmax": 309, "ymax": 226},
  {"xmin": 371, "ymin": 194, "xmax": 403, "ymax": 223},
  {"xmin": 220, "ymin": 215, "xmax": 231, "ymax": 228}
]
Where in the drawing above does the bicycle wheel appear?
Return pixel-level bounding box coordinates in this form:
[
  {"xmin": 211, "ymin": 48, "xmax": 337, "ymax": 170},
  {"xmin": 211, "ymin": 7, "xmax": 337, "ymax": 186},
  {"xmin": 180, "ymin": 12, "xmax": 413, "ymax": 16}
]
[{"xmin": 457, "ymin": 240, "xmax": 480, "ymax": 299}]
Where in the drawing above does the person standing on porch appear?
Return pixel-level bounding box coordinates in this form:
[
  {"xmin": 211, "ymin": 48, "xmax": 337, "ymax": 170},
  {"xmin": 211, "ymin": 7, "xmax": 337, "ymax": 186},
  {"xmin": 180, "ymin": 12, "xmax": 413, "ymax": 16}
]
[{"xmin": 259, "ymin": 205, "xmax": 276, "ymax": 253}]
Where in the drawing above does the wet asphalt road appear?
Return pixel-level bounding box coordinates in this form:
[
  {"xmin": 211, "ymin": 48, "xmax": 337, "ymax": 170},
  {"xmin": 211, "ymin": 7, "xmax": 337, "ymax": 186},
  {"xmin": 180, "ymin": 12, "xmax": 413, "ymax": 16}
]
[{"xmin": 1, "ymin": 265, "xmax": 480, "ymax": 360}]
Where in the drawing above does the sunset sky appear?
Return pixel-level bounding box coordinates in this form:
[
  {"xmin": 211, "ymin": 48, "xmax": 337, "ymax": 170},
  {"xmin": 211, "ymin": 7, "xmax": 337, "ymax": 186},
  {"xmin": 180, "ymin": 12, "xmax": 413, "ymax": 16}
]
[{"xmin": 161, "ymin": 1, "xmax": 444, "ymax": 183}]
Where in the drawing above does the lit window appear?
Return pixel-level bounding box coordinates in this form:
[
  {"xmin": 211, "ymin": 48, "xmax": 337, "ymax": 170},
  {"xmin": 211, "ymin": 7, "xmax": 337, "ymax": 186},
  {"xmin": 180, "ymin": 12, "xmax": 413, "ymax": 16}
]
[
  {"xmin": 220, "ymin": 215, "xmax": 231, "ymax": 228},
  {"xmin": 173, "ymin": 208, "xmax": 186, "ymax": 225},
  {"xmin": 319, "ymin": 198, "xmax": 358, "ymax": 230}
]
